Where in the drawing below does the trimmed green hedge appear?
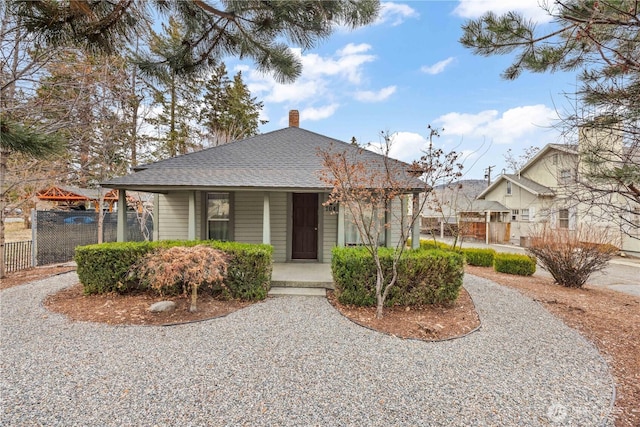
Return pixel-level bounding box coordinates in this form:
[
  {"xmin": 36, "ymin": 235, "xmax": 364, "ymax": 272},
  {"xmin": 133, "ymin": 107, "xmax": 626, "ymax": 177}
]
[
  {"xmin": 462, "ymin": 248, "xmax": 496, "ymax": 267},
  {"xmin": 75, "ymin": 240, "xmax": 273, "ymax": 300},
  {"xmin": 418, "ymin": 239, "xmax": 454, "ymax": 251},
  {"xmin": 331, "ymin": 246, "xmax": 464, "ymax": 307},
  {"xmin": 494, "ymin": 253, "xmax": 536, "ymax": 276}
]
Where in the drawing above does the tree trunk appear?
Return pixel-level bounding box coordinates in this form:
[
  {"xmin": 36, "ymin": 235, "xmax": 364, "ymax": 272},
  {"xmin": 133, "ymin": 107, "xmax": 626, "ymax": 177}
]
[
  {"xmin": 0, "ymin": 150, "xmax": 8, "ymax": 278},
  {"xmin": 190, "ymin": 283, "xmax": 198, "ymax": 312},
  {"xmin": 97, "ymin": 191, "xmax": 104, "ymax": 244}
]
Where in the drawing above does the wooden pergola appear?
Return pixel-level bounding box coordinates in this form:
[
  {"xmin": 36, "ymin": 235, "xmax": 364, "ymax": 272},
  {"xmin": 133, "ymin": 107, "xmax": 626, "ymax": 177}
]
[{"xmin": 36, "ymin": 186, "xmax": 119, "ymax": 212}]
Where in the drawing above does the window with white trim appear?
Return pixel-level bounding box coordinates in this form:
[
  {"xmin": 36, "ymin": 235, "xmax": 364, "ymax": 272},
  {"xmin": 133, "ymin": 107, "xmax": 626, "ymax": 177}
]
[
  {"xmin": 521, "ymin": 208, "xmax": 530, "ymax": 222},
  {"xmin": 344, "ymin": 205, "xmax": 386, "ymax": 246},
  {"xmin": 559, "ymin": 209, "xmax": 570, "ymax": 229},
  {"xmin": 506, "ymin": 181, "xmax": 512, "ymax": 195},
  {"xmin": 559, "ymin": 169, "xmax": 573, "ymax": 184},
  {"xmin": 511, "ymin": 209, "xmax": 519, "ymax": 221},
  {"xmin": 207, "ymin": 192, "xmax": 230, "ymax": 240}
]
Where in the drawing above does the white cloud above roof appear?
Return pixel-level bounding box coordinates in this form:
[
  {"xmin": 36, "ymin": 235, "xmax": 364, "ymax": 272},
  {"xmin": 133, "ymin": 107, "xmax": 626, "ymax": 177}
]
[
  {"xmin": 375, "ymin": 2, "xmax": 419, "ymax": 26},
  {"xmin": 433, "ymin": 104, "xmax": 558, "ymax": 145},
  {"xmin": 354, "ymin": 86, "xmax": 397, "ymax": 102},
  {"xmin": 453, "ymin": 0, "xmax": 555, "ymax": 24},
  {"xmin": 421, "ymin": 57, "xmax": 455, "ymax": 75}
]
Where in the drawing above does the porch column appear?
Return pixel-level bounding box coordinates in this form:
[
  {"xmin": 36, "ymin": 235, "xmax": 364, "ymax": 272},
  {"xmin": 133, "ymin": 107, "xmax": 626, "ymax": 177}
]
[
  {"xmin": 412, "ymin": 193, "xmax": 420, "ymax": 249},
  {"xmin": 153, "ymin": 194, "xmax": 159, "ymax": 241},
  {"xmin": 485, "ymin": 210, "xmax": 491, "ymax": 245},
  {"xmin": 117, "ymin": 189, "xmax": 127, "ymax": 242},
  {"xmin": 188, "ymin": 191, "xmax": 196, "ymax": 240},
  {"xmin": 337, "ymin": 202, "xmax": 345, "ymax": 247},
  {"xmin": 263, "ymin": 192, "xmax": 271, "ymax": 244}
]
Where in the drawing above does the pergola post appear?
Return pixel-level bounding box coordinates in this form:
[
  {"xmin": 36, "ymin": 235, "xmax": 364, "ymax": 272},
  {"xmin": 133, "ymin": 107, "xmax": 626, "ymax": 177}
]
[
  {"xmin": 117, "ymin": 189, "xmax": 127, "ymax": 242},
  {"xmin": 337, "ymin": 202, "xmax": 345, "ymax": 247}
]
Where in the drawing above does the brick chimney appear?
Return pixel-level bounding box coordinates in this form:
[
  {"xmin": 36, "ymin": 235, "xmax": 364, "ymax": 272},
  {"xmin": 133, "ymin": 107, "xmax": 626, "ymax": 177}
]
[{"xmin": 289, "ymin": 110, "xmax": 300, "ymax": 127}]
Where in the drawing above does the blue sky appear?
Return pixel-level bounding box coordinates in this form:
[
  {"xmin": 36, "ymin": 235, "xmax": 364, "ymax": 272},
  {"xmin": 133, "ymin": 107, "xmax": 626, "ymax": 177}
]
[{"xmin": 228, "ymin": 1, "xmax": 579, "ymax": 180}]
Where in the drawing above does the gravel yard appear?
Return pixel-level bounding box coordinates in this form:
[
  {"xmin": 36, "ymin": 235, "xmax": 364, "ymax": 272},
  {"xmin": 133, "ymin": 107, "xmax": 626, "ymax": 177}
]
[{"xmin": 1, "ymin": 272, "xmax": 614, "ymax": 426}]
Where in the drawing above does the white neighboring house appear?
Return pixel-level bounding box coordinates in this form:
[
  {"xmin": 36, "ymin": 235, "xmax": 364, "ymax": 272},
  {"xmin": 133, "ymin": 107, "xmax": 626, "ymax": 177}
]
[{"xmin": 478, "ymin": 128, "xmax": 640, "ymax": 254}]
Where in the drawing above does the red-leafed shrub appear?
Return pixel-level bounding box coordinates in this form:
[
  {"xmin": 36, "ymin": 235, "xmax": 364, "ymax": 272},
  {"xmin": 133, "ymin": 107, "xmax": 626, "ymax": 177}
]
[{"xmin": 135, "ymin": 245, "xmax": 228, "ymax": 312}]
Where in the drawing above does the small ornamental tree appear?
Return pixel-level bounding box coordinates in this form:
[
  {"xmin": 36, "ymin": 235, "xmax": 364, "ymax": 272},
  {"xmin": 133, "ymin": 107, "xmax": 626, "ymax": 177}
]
[
  {"xmin": 319, "ymin": 126, "xmax": 463, "ymax": 318},
  {"xmin": 526, "ymin": 224, "xmax": 620, "ymax": 288},
  {"xmin": 135, "ymin": 245, "xmax": 228, "ymax": 312}
]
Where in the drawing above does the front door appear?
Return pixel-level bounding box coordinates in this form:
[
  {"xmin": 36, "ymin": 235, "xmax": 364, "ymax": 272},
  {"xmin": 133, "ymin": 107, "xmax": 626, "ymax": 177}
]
[{"xmin": 292, "ymin": 193, "xmax": 318, "ymax": 259}]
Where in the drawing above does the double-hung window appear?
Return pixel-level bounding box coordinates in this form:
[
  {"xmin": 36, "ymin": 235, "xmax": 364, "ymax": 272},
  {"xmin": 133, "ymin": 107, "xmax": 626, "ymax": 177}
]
[{"xmin": 207, "ymin": 192, "xmax": 230, "ymax": 240}]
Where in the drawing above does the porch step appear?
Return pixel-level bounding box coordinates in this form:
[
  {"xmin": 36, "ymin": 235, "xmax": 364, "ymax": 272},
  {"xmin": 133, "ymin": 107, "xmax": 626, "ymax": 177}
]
[
  {"xmin": 271, "ymin": 280, "xmax": 334, "ymax": 289},
  {"xmin": 268, "ymin": 287, "xmax": 327, "ymax": 297}
]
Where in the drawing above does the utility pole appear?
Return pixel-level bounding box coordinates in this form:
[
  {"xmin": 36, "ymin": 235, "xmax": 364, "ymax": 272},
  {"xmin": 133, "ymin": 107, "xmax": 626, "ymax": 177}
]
[{"xmin": 484, "ymin": 165, "xmax": 495, "ymax": 186}]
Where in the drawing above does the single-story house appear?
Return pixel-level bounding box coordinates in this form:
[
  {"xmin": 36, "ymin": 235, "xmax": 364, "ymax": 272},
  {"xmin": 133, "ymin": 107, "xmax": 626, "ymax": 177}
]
[{"xmin": 104, "ymin": 111, "xmax": 424, "ymax": 263}]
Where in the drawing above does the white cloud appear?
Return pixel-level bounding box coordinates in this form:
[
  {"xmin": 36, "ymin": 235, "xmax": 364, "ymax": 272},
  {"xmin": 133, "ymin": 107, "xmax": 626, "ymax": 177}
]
[
  {"xmin": 301, "ymin": 104, "xmax": 340, "ymax": 121},
  {"xmin": 453, "ymin": 0, "xmax": 555, "ymax": 24},
  {"xmin": 354, "ymin": 86, "xmax": 397, "ymax": 102},
  {"xmin": 421, "ymin": 57, "xmax": 455, "ymax": 75},
  {"xmin": 243, "ymin": 44, "xmax": 378, "ymax": 110},
  {"xmin": 433, "ymin": 104, "xmax": 558, "ymax": 145},
  {"xmin": 384, "ymin": 132, "xmax": 430, "ymax": 163},
  {"xmin": 375, "ymin": 2, "xmax": 419, "ymax": 26}
]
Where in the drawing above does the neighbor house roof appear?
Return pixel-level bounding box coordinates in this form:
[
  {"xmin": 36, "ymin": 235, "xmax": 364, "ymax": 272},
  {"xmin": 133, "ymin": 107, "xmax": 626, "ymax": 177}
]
[
  {"xmin": 519, "ymin": 143, "xmax": 578, "ymax": 174},
  {"xmin": 477, "ymin": 174, "xmax": 555, "ymax": 199},
  {"xmin": 104, "ymin": 126, "xmax": 425, "ymax": 192}
]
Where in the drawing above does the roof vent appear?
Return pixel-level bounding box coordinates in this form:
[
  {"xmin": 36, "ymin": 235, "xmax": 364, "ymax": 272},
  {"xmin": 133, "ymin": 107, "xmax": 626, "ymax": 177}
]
[{"xmin": 289, "ymin": 110, "xmax": 299, "ymax": 127}]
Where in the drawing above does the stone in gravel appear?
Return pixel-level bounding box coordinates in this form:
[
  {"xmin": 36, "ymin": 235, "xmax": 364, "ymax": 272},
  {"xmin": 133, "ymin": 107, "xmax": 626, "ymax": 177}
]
[{"xmin": 148, "ymin": 301, "xmax": 176, "ymax": 312}]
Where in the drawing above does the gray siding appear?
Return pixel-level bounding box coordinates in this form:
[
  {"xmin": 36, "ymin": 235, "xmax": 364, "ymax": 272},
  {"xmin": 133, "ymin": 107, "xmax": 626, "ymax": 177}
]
[
  {"xmin": 388, "ymin": 197, "xmax": 405, "ymax": 248},
  {"xmin": 234, "ymin": 192, "xmax": 263, "ymax": 244},
  {"xmin": 158, "ymin": 191, "xmax": 202, "ymax": 241},
  {"xmin": 321, "ymin": 193, "xmax": 337, "ymax": 262},
  {"xmin": 158, "ymin": 192, "xmax": 188, "ymax": 240},
  {"xmin": 270, "ymin": 192, "xmax": 287, "ymax": 262}
]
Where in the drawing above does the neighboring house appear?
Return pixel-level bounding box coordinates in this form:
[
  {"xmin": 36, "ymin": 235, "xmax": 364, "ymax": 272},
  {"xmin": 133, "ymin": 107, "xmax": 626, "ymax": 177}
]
[
  {"xmin": 422, "ymin": 180, "xmax": 510, "ymax": 243},
  {"xmin": 104, "ymin": 111, "xmax": 423, "ymax": 263},
  {"xmin": 478, "ymin": 130, "xmax": 640, "ymax": 253}
]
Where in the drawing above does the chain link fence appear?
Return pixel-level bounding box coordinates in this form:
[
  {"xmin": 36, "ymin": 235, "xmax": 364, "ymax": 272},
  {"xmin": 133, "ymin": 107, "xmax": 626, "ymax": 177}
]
[{"xmin": 34, "ymin": 211, "xmax": 153, "ymax": 265}]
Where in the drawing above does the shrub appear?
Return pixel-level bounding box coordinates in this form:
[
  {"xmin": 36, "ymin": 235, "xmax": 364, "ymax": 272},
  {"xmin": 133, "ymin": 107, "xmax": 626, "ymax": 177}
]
[
  {"xmin": 75, "ymin": 241, "xmax": 156, "ymax": 294},
  {"xmin": 135, "ymin": 245, "xmax": 227, "ymax": 312},
  {"xmin": 462, "ymin": 248, "xmax": 496, "ymax": 267},
  {"xmin": 331, "ymin": 246, "xmax": 464, "ymax": 307},
  {"xmin": 526, "ymin": 225, "xmax": 620, "ymax": 288},
  {"xmin": 75, "ymin": 240, "xmax": 273, "ymax": 300},
  {"xmin": 418, "ymin": 239, "xmax": 453, "ymax": 251},
  {"xmin": 494, "ymin": 253, "xmax": 536, "ymax": 276}
]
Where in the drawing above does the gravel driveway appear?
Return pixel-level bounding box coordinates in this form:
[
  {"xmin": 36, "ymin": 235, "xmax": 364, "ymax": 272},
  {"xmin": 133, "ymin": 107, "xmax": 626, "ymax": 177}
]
[{"xmin": 1, "ymin": 273, "xmax": 614, "ymax": 426}]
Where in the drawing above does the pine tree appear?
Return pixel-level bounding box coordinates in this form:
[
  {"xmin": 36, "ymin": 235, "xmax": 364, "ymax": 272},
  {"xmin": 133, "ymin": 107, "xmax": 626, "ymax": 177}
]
[
  {"xmin": 14, "ymin": 0, "xmax": 380, "ymax": 83},
  {"xmin": 200, "ymin": 66, "xmax": 266, "ymax": 146}
]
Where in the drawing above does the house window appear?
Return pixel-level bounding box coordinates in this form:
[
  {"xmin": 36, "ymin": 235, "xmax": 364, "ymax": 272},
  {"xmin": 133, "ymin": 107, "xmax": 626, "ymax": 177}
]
[
  {"xmin": 552, "ymin": 154, "xmax": 558, "ymax": 165},
  {"xmin": 559, "ymin": 209, "xmax": 569, "ymax": 229},
  {"xmin": 506, "ymin": 181, "xmax": 512, "ymax": 195},
  {"xmin": 207, "ymin": 192, "xmax": 230, "ymax": 240},
  {"xmin": 511, "ymin": 209, "xmax": 519, "ymax": 221},
  {"xmin": 521, "ymin": 208, "xmax": 530, "ymax": 222},
  {"xmin": 344, "ymin": 205, "xmax": 386, "ymax": 246},
  {"xmin": 559, "ymin": 169, "xmax": 573, "ymax": 184}
]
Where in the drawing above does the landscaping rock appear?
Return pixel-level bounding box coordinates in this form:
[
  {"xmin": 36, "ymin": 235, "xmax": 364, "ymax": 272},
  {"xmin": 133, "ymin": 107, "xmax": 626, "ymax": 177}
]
[{"xmin": 148, "ymin": 301, "xmax": 176, "ymax": 313}]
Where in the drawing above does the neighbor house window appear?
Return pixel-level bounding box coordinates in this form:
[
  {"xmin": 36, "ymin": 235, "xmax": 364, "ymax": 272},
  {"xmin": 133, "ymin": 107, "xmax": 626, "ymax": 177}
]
[
  {"xmin": 506, "ymin": 181, "xmax": 512, "ymax": 195},
  {"xmin": 521, "ymin": 208, "xmax": 530, "ymax": 222},
  {"xmin": 559, "ymin": 169, "xmax": 573, "ymax": 184},
  {"xmin": 511, "ymin": 209, "xmax": 519, "ymax": 221},
  {"xmin": 207, "ymin": 192, "xmax": 230, "ymax": 240},
  {"xmin": 559, "ymin": 209, "xmax": 569, "ymax": 229}
]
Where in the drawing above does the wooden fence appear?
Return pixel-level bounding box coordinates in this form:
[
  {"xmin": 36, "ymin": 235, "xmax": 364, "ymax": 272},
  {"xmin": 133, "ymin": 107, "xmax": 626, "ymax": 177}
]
[{"xmin": 4, "ymin": 240, "xmax": 33, "ymax": 273}]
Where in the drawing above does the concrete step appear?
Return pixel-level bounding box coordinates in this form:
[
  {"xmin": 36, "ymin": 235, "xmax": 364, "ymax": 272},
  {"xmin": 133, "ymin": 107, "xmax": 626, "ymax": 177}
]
[
  {"xmin": 271, "ymin": 280, "xmax": 334, "ymax": 289},
  {"xmin": 268, "ymin": 287, "xmax": 327, "ymax": 297}
]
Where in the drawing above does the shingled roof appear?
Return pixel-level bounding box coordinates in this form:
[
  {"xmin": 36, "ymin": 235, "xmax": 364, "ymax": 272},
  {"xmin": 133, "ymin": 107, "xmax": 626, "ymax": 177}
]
[{"xmin": 104, "ymin": 127, "xmax": 423, "ymax": 192}]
